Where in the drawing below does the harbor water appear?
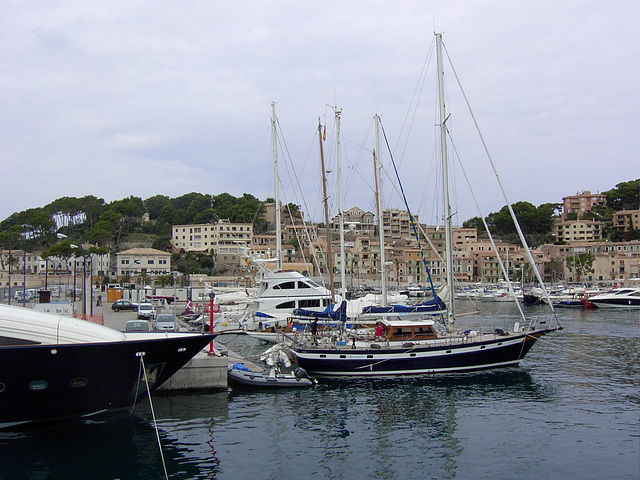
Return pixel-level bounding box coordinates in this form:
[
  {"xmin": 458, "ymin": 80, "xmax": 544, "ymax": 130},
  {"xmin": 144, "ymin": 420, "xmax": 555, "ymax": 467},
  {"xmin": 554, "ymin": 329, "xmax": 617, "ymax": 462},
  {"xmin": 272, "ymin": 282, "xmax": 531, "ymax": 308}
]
[{"xmin": 1, "ymin": 304, "xmax": 638, "ymax": 479}]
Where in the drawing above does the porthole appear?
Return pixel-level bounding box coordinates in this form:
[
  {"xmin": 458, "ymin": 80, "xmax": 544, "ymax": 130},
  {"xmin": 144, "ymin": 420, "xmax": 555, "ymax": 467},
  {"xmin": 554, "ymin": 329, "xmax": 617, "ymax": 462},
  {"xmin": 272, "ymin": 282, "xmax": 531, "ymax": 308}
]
[
  {"xmin": 29, "ymin": 380, "xmax": 48, "ymax": 391},
  {"xmin": 339, "ymin": 355, "xmax": 346, "ymax": 359},
  {"xmin": 446, "ymin": 350, "xmax": 452, "ymax": 353},
  {"xmin": 71, "ymin": 378, "xmax": 88, "ymax": 388},
  {"xmin": 50, "ymin": 348, "xmax": 58, "ymax": 355},
  {"xmin": 480, "ymin": 346, "xmax": 486, "ymax": 349},
  {"xmin": 320, "ymin": 355, "xmax": 326, "ymax": 358},
  {"xmin": 0, "ymin": 383, "xmax": 5, "ymax": 393}
]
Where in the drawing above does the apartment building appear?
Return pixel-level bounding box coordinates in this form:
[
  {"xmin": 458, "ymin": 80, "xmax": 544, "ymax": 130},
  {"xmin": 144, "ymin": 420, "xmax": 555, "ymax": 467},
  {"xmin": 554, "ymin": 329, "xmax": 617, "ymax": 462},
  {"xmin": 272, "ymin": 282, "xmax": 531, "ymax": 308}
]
[
  {"xmin": 171, "ymin": 220, "xmax": 253, "ymax": 254},
  {"xmin": 613, "ymin": 209, "xmax": 640, "ymax": 232},
  {"xmin": 562, "ymin": 190, "xmax": 606, "ymax": 215},
  {"xmin": 554, "ymin": 219, "xmax": 604, "ymax": 242},
  {"xmin": 116, "ymin": 248, "xmax": 171, "ymax": 277}
]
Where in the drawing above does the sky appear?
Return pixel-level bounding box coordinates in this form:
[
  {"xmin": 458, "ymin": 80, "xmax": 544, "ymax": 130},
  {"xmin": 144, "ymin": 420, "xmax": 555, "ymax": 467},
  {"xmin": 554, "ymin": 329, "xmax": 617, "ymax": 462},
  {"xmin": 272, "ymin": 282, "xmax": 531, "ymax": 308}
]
[{"xmin": 2, "ymin": 1, "xmax": 638, "ymax": 227}]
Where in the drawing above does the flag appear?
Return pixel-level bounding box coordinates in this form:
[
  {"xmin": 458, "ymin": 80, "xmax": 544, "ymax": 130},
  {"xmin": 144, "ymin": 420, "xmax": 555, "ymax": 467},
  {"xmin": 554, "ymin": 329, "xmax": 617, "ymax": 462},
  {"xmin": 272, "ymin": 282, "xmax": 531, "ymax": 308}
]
[
  {"xmin": 185, "ymin": 298, "xmax": 192, "ymax": 314},
  {"xmin": 322, "ymin": 125, "xmax": 326, "ymax": 140}
]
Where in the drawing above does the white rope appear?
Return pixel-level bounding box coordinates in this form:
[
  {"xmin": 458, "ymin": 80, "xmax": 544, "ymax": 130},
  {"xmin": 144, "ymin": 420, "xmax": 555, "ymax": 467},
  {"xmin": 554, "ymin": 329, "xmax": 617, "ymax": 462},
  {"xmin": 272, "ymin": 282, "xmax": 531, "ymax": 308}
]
[{"xmin": 139, "ymin": 354, "xmax": 169, "ymax": 480}]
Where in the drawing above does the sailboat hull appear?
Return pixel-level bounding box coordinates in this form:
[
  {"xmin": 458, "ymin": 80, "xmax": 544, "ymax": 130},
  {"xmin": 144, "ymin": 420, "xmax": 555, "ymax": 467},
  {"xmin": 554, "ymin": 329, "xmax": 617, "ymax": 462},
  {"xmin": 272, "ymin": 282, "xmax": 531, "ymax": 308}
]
[{"xmin": 290, "ymin": 329, "xmax": 552, "ymax": 376}]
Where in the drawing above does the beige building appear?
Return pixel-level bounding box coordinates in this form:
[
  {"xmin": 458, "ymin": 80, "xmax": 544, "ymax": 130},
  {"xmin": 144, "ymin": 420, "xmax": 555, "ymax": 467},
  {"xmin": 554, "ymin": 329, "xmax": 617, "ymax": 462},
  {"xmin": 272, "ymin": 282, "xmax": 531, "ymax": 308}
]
[
  {"xmin": 331, "ymin": 206, "xmax": 376, "ymax": 237},
  {"xmin": 554, "ymin": 219, "xmax": 605, "ymax": 243},
  {"xmin": 382, "ymin": 209, "xmax": 420, "ymax": 241},
  {"xmin": 613, "ymin": 209, "xmax": 640, "ymax": 233},
  {"xmin": 171, "ymin": 220, "xmax": 253, "ymax": 254},
  {"xmin": 116, "ymin": 248, "xmax": 171, "ymax": 278}
]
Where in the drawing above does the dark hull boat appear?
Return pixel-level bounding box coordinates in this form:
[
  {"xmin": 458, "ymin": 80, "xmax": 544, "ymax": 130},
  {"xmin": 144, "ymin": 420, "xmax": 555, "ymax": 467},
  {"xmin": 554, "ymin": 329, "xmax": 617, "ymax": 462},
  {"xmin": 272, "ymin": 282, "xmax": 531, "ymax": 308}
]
[
  {"xmin": 0, "ymin": 304, "xmax": 216, "ymax": 427},
  {"xmin": 292, "ymin": 328, "xmax": 553, "ymax": 376},
  {"xmin": 581, "ymin": 287, "xmax": 640, "ymax": 308}
]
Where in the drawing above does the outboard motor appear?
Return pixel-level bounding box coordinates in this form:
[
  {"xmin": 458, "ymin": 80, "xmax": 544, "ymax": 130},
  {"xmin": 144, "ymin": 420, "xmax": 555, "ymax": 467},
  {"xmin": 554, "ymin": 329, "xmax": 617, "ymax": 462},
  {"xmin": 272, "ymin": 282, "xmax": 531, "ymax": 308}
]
[{"xmin": 294, "ymin": 367, "xmax": 318, "ymax": 384}]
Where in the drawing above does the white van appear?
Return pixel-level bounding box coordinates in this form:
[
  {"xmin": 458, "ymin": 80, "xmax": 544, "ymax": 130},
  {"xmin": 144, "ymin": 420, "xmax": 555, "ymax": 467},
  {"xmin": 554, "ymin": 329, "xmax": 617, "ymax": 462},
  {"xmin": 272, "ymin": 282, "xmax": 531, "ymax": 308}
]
[{"xmin": 137, "ymin": 302, "xmax": 156, "ymax": 320}]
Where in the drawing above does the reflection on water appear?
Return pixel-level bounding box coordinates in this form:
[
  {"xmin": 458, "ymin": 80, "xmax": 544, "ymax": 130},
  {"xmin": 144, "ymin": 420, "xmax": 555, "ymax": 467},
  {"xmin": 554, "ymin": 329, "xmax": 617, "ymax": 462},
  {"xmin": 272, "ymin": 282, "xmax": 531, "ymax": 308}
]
[
  {"xmin": 0, "ymin": 414, "xmax": 200, "ymax": 480},
  {"xmin": 1, "ymin": 307, "xmax": 638, "ymax": 480}
]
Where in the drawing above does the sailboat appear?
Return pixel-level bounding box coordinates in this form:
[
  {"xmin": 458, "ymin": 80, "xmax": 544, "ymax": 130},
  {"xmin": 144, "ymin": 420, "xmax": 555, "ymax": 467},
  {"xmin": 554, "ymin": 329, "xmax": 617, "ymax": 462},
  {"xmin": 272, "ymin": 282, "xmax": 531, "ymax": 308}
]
[
  {"xmin": 242, "ymin": 104, "xmax": 335, "ymax": 342},
  {"xmin": 288, "ymin": 33, "xmax": 561, "ymax": 376},
  {"xmin": 244, "ymin": 106, "xmax": 409, "ymax": 341}
]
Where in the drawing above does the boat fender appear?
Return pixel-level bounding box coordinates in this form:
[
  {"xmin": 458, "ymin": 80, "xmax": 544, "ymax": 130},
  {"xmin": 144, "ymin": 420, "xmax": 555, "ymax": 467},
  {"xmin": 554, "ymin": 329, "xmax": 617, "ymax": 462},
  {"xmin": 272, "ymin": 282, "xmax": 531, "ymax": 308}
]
[{"xmin": 402, "ymin": 342, "xmax": 415, "ymax": 348}]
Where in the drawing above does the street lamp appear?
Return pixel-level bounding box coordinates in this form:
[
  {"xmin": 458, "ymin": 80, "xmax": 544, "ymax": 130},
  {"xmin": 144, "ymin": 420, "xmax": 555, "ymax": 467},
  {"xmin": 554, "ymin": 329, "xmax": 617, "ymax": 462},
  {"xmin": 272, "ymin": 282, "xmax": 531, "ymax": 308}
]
[
  {"xmin": 21, "ymin": 224, "xmax": 28, "ymax": 307},
  {"xmin": 70, "ymin": 244, "xmax": 79, "ymax": 312},
  {"xmin": 171, "ymin": 271, "xmax": 179, "ymax": 316}
]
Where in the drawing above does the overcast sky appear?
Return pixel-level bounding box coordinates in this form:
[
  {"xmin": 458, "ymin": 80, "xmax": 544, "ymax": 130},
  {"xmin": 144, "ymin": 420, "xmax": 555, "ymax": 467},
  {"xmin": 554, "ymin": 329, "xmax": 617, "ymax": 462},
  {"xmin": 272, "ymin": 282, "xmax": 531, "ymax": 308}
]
[{"xmin": 2, "ymin": 1, "xmax": 638, "ymax": 227}]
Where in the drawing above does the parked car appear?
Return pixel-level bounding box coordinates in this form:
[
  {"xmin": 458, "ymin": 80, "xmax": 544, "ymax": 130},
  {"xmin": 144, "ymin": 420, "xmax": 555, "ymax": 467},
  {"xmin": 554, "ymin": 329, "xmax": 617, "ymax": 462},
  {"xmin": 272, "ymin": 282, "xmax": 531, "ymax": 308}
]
[
  {"xmin": 13, "ymin": 291, "xmax": 33, "ymax": 302},
  {"xmin": 154, "ymin": 313, "xmax": 178, "ymax": 332},
  {"xmin": 111, "ymin": 299, "xmax": 138, "ymax": 312},
  {"xmin": 137, "ymin": 302, "xmax": 156, "ymax": 320},
  {"xmin": 123, "ymin": 320, "xmax": 151, "ymax": 332}
]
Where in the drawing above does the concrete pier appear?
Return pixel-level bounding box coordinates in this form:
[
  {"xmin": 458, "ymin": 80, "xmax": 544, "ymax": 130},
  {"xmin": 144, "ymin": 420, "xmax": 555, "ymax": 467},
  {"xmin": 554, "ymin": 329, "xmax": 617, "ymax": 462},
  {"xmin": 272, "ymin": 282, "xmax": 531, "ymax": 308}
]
[{"xmin": 159, "ymin": 351, "xmax": 229, "ymax": 391}]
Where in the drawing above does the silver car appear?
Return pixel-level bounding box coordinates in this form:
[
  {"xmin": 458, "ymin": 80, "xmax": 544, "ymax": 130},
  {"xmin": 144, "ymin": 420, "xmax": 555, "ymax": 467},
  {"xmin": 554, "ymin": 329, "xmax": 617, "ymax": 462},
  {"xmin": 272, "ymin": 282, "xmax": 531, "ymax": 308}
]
[
  {"xmin": 154, "ymin": 313, "xmax": 178, "ymax": 331},
  {"xmin": 123, "ymin": 320, "xmax": 151, "ymax": 332}
]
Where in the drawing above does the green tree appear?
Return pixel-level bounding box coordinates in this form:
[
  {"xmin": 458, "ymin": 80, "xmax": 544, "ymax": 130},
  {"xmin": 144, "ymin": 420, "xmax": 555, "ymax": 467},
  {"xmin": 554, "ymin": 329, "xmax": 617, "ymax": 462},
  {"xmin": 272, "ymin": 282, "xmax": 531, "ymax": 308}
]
[
  {"xmin": 484, "ymin": 201, "xmax": 558, "ymax": 246},
  {"xmin": 566, "ymin": 252, "xmax": 595, "ymax": 282},
  {"xmin": 462, "ymin": 216, "xmax": 486, "ymax": 234},
  {"xmin": 603, "ymin": 179, "xmax": 640, "ymax": 211},
  {"xmin": 545, "ymin": 257, "xmax": 565, "ymax": 282}
]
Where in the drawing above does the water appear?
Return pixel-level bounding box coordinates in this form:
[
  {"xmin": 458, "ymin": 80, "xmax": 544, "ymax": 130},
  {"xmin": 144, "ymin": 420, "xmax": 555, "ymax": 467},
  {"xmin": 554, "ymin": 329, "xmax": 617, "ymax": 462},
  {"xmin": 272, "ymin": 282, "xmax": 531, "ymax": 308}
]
[{"xmin": 1, "ymin": 305, "xmax": 638, "ymax": 479}]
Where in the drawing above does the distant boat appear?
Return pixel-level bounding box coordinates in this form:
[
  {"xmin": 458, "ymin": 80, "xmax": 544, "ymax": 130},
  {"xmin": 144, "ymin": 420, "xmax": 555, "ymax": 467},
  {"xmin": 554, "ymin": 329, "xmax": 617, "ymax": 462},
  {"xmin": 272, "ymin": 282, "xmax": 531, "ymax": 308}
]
[
  {"xmin": 288, "ymin": 33, "xmax": 561, "ymax": 376},
  {"xmin": 523, "ymin": 293, "xmax": 545, "ymax": 306},
  {"xmin": 0, "ymin": 304, "xmax": 215, "ymax": 427},
  {"xmin": 581, "ymin": 287, "xmax": 640, "ymax": 308}
]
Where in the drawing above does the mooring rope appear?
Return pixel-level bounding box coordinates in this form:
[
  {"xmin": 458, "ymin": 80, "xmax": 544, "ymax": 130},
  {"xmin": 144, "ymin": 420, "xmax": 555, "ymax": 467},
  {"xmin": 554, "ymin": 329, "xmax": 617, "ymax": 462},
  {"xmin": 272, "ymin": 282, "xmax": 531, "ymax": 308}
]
[{"xmin": 139, "ymin": 354, "xmax": 169, "ymax": 480}]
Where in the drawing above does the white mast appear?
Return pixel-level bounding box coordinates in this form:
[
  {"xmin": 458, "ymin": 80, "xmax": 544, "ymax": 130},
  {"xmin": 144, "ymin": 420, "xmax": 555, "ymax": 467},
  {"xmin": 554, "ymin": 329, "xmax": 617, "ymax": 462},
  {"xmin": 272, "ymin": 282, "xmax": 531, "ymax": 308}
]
[
  {"xmin": 271, "ymin": 102, "xmax": 282, "ymax": 271},
  {"xmin": 436, "ymin": 33, "xmax": 455, "ymax": 327},
  {"xmin": 335, "ymin": 108, "xmax": 347, "ymax": 302},
  {"xmin": 374, "ymin": 114, "xmax": 387, "ymax": 307}
]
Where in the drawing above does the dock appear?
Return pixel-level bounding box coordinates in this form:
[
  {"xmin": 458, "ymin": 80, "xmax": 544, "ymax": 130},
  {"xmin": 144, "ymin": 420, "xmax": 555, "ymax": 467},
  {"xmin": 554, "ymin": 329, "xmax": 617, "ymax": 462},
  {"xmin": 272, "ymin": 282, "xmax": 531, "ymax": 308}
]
[{"xmin": 96, "ymin": 303, "xmax": 255, "ymax": 391}]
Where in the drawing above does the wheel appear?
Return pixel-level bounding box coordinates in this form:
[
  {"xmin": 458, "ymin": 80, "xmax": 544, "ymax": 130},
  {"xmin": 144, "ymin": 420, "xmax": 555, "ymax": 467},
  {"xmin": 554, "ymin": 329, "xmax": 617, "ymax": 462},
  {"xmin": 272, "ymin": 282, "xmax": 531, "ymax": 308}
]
[{"xmin": 114, "ymin": 308, "xmax": 119, "ymax": 312}]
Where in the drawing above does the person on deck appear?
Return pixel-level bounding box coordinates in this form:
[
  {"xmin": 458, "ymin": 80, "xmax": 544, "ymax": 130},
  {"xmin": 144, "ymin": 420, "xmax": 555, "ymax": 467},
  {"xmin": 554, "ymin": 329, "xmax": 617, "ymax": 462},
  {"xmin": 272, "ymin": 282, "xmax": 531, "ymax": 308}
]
[{"xmin": 375, "ymin": 322, "xmax": 385, "ymax": 342}]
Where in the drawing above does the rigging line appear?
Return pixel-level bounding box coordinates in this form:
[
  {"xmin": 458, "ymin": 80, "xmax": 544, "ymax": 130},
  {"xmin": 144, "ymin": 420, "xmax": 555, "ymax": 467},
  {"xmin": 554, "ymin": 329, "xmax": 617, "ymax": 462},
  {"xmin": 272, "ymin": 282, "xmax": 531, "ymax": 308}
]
[
  {"xmin": 442, "ymin": 41, "xmax": 558, "ymax": 323},
  {"xmin": 447, "ymin": 131, "xmax": 531, "ymax": 327},
  {"xmin": 139, "ymin": 354, "xmax": 169, "ymax": 480},
  {"xmin": 275, "ymin": 118, "xmax": 326, "ymax": 284},
  {"xmin": 394, "ymin": 40, "xmax": 436, "ymax": 161},
  {"xmin": 380, "ymin": 119, "xmax": 439, "ymax": 299}
]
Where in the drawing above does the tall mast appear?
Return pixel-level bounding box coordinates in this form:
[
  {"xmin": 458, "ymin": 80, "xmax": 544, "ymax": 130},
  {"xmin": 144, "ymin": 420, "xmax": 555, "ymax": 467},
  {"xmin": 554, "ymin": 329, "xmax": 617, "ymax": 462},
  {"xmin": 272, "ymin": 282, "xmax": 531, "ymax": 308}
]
[
  {"xmin": 271, "ymin": 102, "xmax": 282, "ymax": 271},
  {"xmin": 335, "ymin": 108, "xmax": 347, "ymax": 302},
  {"xmin": 436, "ymin": 33, "xmax": 455, "ymax": 327},
  {"xmin": 319, "ymin": 119, "xmax": 335, "ymax": 302},
  {"xmin": 374, "ymin": 114, "xmax": 387, "ymax": 307}
]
